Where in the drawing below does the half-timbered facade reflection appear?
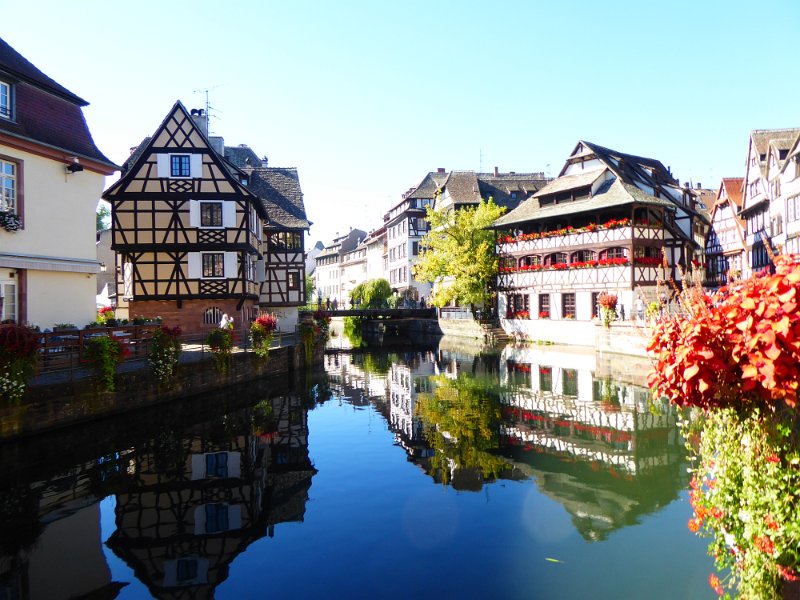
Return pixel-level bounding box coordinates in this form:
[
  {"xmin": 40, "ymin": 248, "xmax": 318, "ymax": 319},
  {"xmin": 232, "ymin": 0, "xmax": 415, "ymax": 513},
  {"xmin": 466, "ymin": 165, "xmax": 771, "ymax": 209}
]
[
  {"xmin": 104, "ymin": 102, "xmax": 267, "ymax": 333},
  {"xmin": 492, "ymin": 141, "xmax": 706, "ymax": 341},
  {"xmin": 105, "ymin": 393, "xmax": 315, "ymax": 599}
]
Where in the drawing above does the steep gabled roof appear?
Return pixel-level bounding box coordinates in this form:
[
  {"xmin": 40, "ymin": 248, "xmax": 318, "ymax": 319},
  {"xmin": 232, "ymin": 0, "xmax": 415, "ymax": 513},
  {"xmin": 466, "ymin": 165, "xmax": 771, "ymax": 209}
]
[
  {"xmin": 405, "ymin": 171, "xmax": 448, "ymax": 199},
  {"xmin": 720, "ymin": 178, "xmax": 744, "ymax": 209},
  {"xmin": 749, "ymin": 128, "xmax": 800, "ymax": 178},
  {"xmin": 244, "ymin": 167, "xmax": 310, "ymax": 230},
  {"xmin": 560, "ymin": 140, "xmax": 675, "ymax": 185},
  {"xmin": 225, "ymin": 144, "xmax": 262, "ymax": 169},
  {"xmin": 533, "ymin": 169, "xmax": 605, "ymax": 198}
]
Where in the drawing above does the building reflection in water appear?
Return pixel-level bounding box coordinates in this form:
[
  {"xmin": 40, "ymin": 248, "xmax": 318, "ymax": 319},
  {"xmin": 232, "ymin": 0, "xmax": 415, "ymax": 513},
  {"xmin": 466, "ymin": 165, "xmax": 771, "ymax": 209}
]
[
  {"xmin": 0, "ymin": 386, "xmax": 315, "ymax": 600},
  {"xmin": 105, "ymin": 392, "xmax": 315, "ymax": 599},
  {"xmin": 324, "ymin": 342, "xmax": 686, "ymax": 539}
]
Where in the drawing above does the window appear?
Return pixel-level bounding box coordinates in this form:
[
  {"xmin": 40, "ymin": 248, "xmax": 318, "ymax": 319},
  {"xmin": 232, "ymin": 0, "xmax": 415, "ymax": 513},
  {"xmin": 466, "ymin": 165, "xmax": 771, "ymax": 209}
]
[
  {"xmin": 177, "ymin": 559, "xmax": 199, "ymax": 584},
  {"xmin": 562, "ymin": 369, "xmax": 578, "ymax": 396},
  {"xmin": 0, "ymin": 81, "xmax": 10, "ymax": 119},
  {"xmin": 562, "ymin": 293, "xmax": 576, "ymax": 319},
  {"xmin": 0, "ymin": 280, "xmax": 16, "ymax": 322},
  {"xmin": 506, "ymin": 293, "xmax": 529, "ymax": 318},
  {"xmin": 202, "ymin": 253, "xmax": 224, "ymax": 278},
  {"xmin": 170, "ymin": 154, "xmax": 191, "ymax": 177},
  {"xmin": 600, "ymin": 247, "xmax": 627, "ymax": 260},
  {"xmin": 205, "ymin": 504, "xmax": 230, "ymax": 533},
  {"xmin": 539, "ymin": 366, "xmax": 553, "ymax": 392},
  {"xmin": 203, "ymin": 307, "xmax": 223, "ymax": 325},
  {"xmin": 205, "ymin": 452, "xmax": 229, "ymax": 478},
  {"xmin": 200, "ymin": 201, "xmax": 222, "ymax": 227},
  {"xmin": 0, "ymin": 158, "xmax": 17, "ymax": 215},
  {"xmin": 288, "ymin": 271, "xmax": 299, "ymax": 290},
  {"xmin": 412, "ymin": 241, "xmax": 419, "ymax": 255},
  {"xmin": 269, "ymin": 231, "xmax": 302, "ymax": 250},
  {"xmin": 538, "ymin": 293, "xmax": 550, "ymax": 318},
  {"xmin": 591, "ymin": 292, "xmax": 600, "ymax": 319},
  {"xmin": 544, "ymin": 252, "xmax": 568, "ymax": 266}
]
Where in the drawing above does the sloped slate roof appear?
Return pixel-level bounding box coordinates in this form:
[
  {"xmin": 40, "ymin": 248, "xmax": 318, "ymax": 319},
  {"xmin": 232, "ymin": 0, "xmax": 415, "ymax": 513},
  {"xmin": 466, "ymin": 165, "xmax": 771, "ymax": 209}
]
[
  {"xmin": 224, "ymin": 145, "xmax": 262, "ymax": 169},
  {"xmin": 751, "ymin": 128, "xmax": 800, "ymax": 176},
  {"xmin": 406, "ymin": 172, "xmax": 448, "ymax": 199},
  {"xmin": 0, "ymin": 37, "xmax": 87, "ymax": 104},
  {"xmin": 245, "ymin": 167, "xmax": 310, "ymax": 230},
  {"xmin": 493, "ymin": 177, "xmax": 673, "ymax": 228},
  {"xmin": 0, "ymin": 38, "xmax": 116, "ymax": 169}
]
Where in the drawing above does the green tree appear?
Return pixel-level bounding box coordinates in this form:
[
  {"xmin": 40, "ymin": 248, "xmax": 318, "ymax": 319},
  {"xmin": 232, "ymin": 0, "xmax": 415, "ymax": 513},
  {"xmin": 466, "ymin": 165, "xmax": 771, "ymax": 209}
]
[
  {"xmin": 305, "ymin": 273, "xmax": 316, "ymax": 305},
  {"xmin": 413, "ymin": 198, "xmax": 505, "ymax": 309},
  {"xmin": 96, "ymin": 202, "xmax": 110, "ymax": 232},
  {"xmin": 350, "ymin": 278, "xmax": 392, "ymax": 308}
]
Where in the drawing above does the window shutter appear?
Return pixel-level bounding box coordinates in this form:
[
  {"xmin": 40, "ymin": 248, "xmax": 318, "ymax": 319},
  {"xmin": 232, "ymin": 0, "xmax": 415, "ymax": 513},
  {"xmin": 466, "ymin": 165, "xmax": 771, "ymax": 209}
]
[
  {"xmin": 187, "ymin": 253, "xmax": 200, "ymax": 279},
  {"xmin": 224, "ymin": 252, "xmax": 238, "ymax": 278},
  {"xmin": 189, "ymin": 200, "xmax": 200, "ymax": 227},
  {"xmin": 156, "ymin": 154, "xmax": 170, "ymax": 178},
  {"xmin": 255, "ymin": 258, "xmax": 266, "ymax": 282},
  {"xmin": 190, "ymin": 154, "xmax": 203, "ymax": 178},
  {"xmin": 222, "ymin": 201, "xmax": 236, "ymax": 228}
]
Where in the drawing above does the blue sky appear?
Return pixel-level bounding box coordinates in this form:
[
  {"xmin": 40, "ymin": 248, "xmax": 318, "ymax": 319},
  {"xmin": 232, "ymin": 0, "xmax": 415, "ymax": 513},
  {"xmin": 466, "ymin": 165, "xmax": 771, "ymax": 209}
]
[{"xmin": 5, "ymin": 0, "xmax": 799, "ymax": 244}]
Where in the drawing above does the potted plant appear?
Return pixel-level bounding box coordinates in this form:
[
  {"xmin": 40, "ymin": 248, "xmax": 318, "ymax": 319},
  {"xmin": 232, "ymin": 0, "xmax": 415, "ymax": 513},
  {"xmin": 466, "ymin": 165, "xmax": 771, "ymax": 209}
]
[{"xmin": 250, "ymin": 313, "xmax": 278, "ymax": 359}]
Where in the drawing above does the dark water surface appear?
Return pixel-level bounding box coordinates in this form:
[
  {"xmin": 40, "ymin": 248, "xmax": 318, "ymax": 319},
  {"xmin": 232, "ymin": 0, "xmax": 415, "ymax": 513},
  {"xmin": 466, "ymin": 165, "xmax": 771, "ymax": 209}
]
[{"xmin": 0, "ymin": 341, "xmax": 715, "ymax": 599}]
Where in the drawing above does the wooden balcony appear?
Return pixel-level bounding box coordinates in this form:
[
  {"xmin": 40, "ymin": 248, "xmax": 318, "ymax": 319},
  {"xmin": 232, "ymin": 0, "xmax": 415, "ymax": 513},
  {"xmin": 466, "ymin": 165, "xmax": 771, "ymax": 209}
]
[{"xmin": 497, "ymin": 225, "xmax": 665, "ymax": 255}]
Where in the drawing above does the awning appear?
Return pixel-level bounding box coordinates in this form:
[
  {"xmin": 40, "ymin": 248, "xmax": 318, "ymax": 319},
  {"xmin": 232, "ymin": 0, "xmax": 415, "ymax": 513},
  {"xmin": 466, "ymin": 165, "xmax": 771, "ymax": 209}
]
[{"xmin": 0, "ymin": 252, "xmax": 101, "ymax": 274}]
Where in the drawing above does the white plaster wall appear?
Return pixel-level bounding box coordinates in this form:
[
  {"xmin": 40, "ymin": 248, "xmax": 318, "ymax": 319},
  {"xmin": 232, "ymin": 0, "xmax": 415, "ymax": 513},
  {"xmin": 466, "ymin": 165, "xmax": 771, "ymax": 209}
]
[
  {"xmin": 2, "ymin": 146, "xmax": 105, "ymax": 260},
  {"xmin": 563, "ymin": 158, "xmax": 604, "ymax": 176},
  {"xmin": 26, "ymin": 269, "xmax": 96, "ymax": 328}
]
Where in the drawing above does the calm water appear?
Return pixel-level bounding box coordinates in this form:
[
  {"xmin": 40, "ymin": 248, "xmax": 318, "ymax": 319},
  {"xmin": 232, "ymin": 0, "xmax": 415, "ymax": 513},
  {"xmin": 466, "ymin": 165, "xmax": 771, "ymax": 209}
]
[{"xmin": 0, "ymin": 340, "xmax": 716, "ymax": 599}]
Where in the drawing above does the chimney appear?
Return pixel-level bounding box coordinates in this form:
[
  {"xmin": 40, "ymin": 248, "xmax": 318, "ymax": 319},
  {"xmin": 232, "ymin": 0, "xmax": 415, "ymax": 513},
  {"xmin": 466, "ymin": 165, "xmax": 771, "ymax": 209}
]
[
  {"xmin": 209, "ymin": 136, "xmax": 225, "ymax": 157},
  {"xmin": 437, "ymin": 167, "xmax": 446, "ymax": 173},
  {"xmin": 494, "ymin": 166, "xmax": 499, "ymax": 176},
  {"xmin": 696, "ymin": 182, "xmax": 702, "ymax": 189},
  {"xmin": 190, "ymin": 108, "xmax": 208, "ymax": 136},
  {"xmin": 261, "ymin": 155, "xmax": 269, "ymax": 168}
]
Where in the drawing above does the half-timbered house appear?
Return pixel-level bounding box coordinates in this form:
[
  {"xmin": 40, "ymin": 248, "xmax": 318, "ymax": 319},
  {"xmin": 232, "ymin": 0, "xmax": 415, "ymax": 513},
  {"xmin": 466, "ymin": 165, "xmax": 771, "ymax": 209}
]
[
  {"xmin": 242, "ymin": 166, "xmax": 310, "ymax": 332},
  {"xmin": 103, "ymin": 102, "xmax": 267, "ymax": 334},
  {"xmin": 313, "ymin": 229, "xmax": 366, "ymax": 306},
  {"xmin": 704, "ymin": 178, "xmax": 745, "ymax": 287},
  {"xmin": 492, "ymin": 141, "xmax": 704, "ymax": 344},
  {"xmin": 739, "ymin": 128, "xmax": 800, "ymax": 276}
]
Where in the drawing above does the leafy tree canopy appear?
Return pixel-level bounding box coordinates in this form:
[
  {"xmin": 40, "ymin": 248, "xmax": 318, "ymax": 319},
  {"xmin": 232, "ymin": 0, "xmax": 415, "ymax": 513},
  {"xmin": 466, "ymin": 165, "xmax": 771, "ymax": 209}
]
[
  {"xmin": 96, "ymin": 202, "xmax": 110, "ymax": 232},
  {"xmin": 350, "ymin": 278, "xmax": 392, "ymax": 308},
  {"xmin": 413, "ymin": 198, "xmax": 505, "ymax": 308}
]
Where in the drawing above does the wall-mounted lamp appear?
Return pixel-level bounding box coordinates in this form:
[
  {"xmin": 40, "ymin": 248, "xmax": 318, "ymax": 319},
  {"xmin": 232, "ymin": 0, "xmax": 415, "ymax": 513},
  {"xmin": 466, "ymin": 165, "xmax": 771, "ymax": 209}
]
[{"xmin": 66, "ymin": 157, "xmax": 84, "ymax": 174}]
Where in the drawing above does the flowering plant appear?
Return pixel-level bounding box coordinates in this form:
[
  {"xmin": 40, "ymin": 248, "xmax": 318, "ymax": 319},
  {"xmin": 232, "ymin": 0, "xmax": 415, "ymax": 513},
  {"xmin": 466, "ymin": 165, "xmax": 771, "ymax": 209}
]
[
  {"xmin": 597, "ymin": 292, "xmax": 618, "ymax": 327},
  {"xmin": 250, "ymin": 313, "xmax": 278, "ymax": 359},
  {"xmin": 0, "ymin": 325, "xmax": 39, "ymax": 404},
  {"xmin": 499, "ymin": 257, "xmax": 629, "ymax": 273},
  {"xmin": 0, "ymin": 211, "xmax": 21, "ymax": 232},
  {"xmin": 149, "ymin": 326, "xmax": 182, "ymax": 383},
  {"xmin": 499, "ymin": 218, "xmax": 631, "ymax": 245},
  {"xmin": 538, "ymin": 311, "xmax": 549, "ymax": 319},
  {"xmin": 84, "ymin": 335, "xmax": 129, "ymax": 391},
  {"xmin": 300, "ymin": 310, "xmax": 331, "ymax": 362},
  {"xmin": 508, "ymin": 310, "xmax": 529, "ymax": 320},
  {"xmin": 205, "ymin": 327, "xmax": 233, "ymax": 374},
  {"xmin": 648, "ymin": 253, "xmax": 800, "ymax": 598}
]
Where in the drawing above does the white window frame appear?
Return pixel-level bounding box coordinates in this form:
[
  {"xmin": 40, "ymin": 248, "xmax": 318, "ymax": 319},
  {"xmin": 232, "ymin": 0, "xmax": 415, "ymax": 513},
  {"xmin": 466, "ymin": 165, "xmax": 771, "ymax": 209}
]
[
  {"xmin": 0, "ymin": 81, "xmax": 10, "ymax": 120},
  {"xmin": 0, "ymin": 159, "xmax": 16, "ymax": 214},
  {"xmin": 0, "ymin": 279, "xmax": 16, "ymax": 322},
  {"xmin": 157, "ymin": 153, "xmax": 203, "ymax": 179},
  {"xmin": 187, "ymin": 251, "xmax": 237, "ymax": 279}
]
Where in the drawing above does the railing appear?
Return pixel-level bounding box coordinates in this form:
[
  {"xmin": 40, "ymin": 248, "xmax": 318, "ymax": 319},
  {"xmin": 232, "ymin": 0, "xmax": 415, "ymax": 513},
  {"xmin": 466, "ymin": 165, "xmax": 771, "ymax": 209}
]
[{"xmin": 34, "ymin": 324, "xmax": 299, "ymax": 379}]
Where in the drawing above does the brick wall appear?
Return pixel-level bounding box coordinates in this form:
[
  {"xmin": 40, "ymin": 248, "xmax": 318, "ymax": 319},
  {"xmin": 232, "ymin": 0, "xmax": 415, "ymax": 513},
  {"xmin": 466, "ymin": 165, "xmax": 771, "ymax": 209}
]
[{"xmin": 130, "ymin": 298, "xmax": 258, "ymax": 336}]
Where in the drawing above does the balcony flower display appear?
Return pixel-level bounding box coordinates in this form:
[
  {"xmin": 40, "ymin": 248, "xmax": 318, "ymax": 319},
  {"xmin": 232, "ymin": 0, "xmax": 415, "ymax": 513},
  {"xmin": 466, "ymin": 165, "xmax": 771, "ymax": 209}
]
[
  {"xmin": 0, "ymin": 211, "xmax": 21, "ymax": 232},
  {"xmin": 250, "ymin": 313, "xmax": 278, "ymax": 359},
  {"xmin": 499, "ymin": 256, "xmax": 629, "ymax": 274},
  {"xmin": 634, "ymin": 256, "xmax": 664, "ymax": 267},
  {"xmin": 538, "ymin": 311, "xmax": 549, "ymax": 319},
  {"xmin": 499, "ymin": 217, "xmax": 631, "ymax": 245}
]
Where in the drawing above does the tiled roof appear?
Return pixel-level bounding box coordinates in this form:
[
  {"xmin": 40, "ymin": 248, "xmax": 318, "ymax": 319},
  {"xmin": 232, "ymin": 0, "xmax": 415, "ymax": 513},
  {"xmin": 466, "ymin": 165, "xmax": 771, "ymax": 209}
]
[
  {"xmin": 121, "ymin": 137, "xmax": 150, "ymax": 175},
  {"xmin": 533, "ymin": 169, "xmax": 604, "ymax": 197},
  {"xmin": 751, "ymin": 128, "xmax": 800, "ymax": 176},
  {"xmin": 721, "ymin": 178, "xmax": 744, "ymax": 208},
  {"xmin": 0, "ymin": 37, "xmax": 87, "ymax": 105},
  {"xmin": 244, "ymin": 167, "xmax": 310, "ymax": 230},
  {"xmin": 493, "ymin": 177, "xmax": 674, "ymax": 228},
  {"xmin": 405, "ymin": 172, "xmax": 448, "ymax": 199},
  {"xmin": 445, "ymin": 171, "xmax": 481, "ymax": 204}
]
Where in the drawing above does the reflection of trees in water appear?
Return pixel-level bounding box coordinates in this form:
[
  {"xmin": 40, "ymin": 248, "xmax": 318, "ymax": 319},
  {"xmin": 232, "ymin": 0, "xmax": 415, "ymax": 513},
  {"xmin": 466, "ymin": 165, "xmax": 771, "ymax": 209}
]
[
  {"xmin": 0, "ymin": 482, "xmax": 42, "ymax": 556},
  {"xmin": 416, "ymin": 375, "xmax": 512, "ymax": 489}
]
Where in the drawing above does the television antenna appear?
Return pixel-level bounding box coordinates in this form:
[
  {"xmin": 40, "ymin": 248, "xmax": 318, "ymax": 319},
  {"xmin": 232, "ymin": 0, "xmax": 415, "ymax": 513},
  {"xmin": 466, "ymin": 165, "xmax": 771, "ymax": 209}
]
[{"xmin": 193, "ymin": 85, "xmax": 223, "ymax": 134}]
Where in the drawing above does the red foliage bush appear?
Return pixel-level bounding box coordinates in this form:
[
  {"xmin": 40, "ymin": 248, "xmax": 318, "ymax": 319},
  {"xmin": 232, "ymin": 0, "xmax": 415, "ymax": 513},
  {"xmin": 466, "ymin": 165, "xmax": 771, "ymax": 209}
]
[{"xmin": 648, "ymin": 255, "xmax": 800, "ymax": 411}]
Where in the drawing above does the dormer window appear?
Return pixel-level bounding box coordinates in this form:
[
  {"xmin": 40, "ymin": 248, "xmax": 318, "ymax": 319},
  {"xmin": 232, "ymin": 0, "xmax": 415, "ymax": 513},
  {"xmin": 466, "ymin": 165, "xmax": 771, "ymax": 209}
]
[
  {"xmin": 171, "ymin": 154, "xmax": 191, "ymax": 177},
  {"xmin": 0, "ymin": 81, "xmax": 10, "ymax": 120}
]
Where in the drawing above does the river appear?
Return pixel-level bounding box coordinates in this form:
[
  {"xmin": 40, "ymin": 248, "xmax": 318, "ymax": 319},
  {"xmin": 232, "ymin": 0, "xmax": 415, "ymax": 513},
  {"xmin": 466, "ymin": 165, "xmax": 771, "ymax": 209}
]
[{"xmin": 0, "ymin": 337, "xmax": 716, "ymax": 599}]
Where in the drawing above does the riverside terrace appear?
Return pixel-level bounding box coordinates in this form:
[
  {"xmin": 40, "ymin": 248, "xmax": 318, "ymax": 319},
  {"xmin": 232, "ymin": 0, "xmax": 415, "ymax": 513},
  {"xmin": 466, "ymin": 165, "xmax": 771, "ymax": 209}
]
[{"xmin": 301, "ymin": 307, "xmax": 437, "ymax": 319}]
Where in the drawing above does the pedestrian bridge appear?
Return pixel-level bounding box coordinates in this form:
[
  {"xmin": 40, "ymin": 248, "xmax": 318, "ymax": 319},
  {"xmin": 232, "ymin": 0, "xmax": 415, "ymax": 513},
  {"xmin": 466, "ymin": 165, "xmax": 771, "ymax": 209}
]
[{"xmin": 301, "ymin": 307, "xmax": 437, "ymax": 319}]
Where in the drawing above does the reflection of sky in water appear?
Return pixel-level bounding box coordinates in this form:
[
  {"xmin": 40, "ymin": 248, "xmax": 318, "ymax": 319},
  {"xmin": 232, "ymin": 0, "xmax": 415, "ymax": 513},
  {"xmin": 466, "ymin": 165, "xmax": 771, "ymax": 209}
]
[{"xmin": 1, "ymin": 347, "xmax": 715, "ymax": 600}]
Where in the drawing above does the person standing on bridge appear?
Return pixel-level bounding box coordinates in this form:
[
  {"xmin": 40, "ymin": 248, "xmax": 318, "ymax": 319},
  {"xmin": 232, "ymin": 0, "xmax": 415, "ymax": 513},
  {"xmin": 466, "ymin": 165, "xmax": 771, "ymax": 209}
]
[
  {"xmin": 332, "ymin": 298, "xmax": 338, "ymax": 310},
  {"xmin": 419, "ymin": 296, "xmax": 426, "ymax": 309}
]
